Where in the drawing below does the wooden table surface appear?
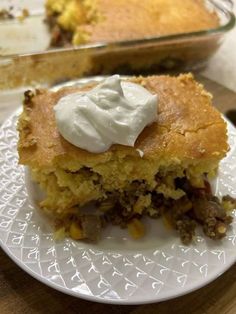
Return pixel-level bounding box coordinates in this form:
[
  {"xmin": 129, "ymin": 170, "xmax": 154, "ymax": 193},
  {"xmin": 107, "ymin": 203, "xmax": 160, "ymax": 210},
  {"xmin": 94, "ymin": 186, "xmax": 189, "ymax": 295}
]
[{"xmin": 0, "ymin": 76, "xmax": 236, "ymax": 314}]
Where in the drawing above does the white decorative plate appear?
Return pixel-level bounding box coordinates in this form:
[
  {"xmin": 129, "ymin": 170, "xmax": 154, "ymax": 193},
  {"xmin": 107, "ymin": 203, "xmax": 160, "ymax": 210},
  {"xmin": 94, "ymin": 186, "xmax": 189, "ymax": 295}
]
[{"xmin": 0, "ymin": 78, "xmax": 236, "ymax": 304}]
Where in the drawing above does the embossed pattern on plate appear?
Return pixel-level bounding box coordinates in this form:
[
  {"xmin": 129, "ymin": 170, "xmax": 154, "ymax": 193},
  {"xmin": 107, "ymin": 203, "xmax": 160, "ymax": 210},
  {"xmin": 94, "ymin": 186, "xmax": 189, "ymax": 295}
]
[{"xmin": 0, "ymin": 79, "xmax": 236, "ymax": 304}]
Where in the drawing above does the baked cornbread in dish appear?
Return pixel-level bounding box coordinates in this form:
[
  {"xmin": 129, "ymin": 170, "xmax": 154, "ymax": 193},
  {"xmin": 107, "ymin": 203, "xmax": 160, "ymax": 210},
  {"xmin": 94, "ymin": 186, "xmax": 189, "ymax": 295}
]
[
  {"xmin": 17, "ymin": 74, "xmax": 234, "ymax": 243},
  {"xmin": 45, "ymin": 0, "xmax": 219, "ymax": 47}
]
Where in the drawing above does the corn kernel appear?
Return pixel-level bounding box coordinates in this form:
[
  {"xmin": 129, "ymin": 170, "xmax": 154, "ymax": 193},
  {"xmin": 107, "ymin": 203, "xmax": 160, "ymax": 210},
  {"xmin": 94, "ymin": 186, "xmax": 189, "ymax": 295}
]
[
  {"xmin": 189, "ymin": 176, "xmax": 205, "ymax": 188},
  {"xmin": 222, "ymin": 200, "xmax": 235, "ymax": 212},
  {"xmin": 128, "ymin": 219, "xmax": 145, "ymax": 239},
  {"xmin": 69, "ymin": 222, "xmax": 83, "ymax": 240},
  {"xmin": 217, "ymin": 224, "xmax": 226, "ymax": 234}
]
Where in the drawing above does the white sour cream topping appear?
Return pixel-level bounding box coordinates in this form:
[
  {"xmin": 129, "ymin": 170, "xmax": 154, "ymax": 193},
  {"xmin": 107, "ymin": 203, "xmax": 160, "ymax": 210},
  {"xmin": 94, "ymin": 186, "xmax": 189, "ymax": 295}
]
[{"xmin": 54, "ymin": 75, "xmax": 158, "ymax": 153}]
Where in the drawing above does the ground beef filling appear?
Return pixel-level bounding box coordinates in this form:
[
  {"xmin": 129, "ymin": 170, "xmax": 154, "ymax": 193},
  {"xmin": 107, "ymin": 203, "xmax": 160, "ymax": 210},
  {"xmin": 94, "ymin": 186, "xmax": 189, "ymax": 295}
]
[
  {"xmin": 54, "ymin": 178, "xmax": 235, "ymax": 245},
  {"xmin": 45, "ymin": 14, "xmax": 73, "ymax": 47}
]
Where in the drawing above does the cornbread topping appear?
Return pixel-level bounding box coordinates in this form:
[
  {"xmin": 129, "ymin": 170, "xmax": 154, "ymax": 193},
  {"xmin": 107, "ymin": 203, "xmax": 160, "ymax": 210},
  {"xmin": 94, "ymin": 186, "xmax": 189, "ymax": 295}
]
[{"xmin": 54, "ymin": 75, "xmax": 158, "ymax": 153}]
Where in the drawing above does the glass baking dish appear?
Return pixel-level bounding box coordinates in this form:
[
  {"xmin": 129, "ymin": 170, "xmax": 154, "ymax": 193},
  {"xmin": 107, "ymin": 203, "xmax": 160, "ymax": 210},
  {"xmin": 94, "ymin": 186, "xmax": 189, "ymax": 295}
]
[{"xmin": 0, "ymin": 0, "xmax": 235, "ymax": 89}]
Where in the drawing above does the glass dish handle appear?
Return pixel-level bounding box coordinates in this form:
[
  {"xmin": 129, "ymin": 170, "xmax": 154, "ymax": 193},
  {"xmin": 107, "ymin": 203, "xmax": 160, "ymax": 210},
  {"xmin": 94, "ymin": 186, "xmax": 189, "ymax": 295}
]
[
  {"xmin": 212, "ymin": 0, "xmax": 234, "ymax": 10},
  {"xmin": 225, "ymin": 0, "xmax": 234, "ymax": 10}
]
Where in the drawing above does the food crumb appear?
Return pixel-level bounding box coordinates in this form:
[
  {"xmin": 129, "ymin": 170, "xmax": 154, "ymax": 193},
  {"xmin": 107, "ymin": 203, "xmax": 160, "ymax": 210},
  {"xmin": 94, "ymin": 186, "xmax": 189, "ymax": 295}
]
[
  {"xmin": 136, "ymin": 149, "xmax": 144, "ymax": 158},
  {"xmin": 0, "ymin": 9, "xmax": 14, "ymax": 20},
  {"xmin": 18, "ymin": 8, "xmax": 29, "ymax": 22}
]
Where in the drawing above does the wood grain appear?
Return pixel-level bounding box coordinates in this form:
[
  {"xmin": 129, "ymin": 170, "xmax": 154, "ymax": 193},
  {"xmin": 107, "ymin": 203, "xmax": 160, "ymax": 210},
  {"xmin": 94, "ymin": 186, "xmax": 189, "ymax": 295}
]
[{"xmin": 0, "ymin": 76, "xmax": 236, "ymax": 314}]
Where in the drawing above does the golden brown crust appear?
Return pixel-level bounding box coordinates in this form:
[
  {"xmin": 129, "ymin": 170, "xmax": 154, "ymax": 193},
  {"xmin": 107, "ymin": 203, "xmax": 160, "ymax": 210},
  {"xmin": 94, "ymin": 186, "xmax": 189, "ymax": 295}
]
[
  {"xmin": 18, "ymin": 74, "xmax": 228, "ymax": 170},
  {"xmin": 84, "ymin": 0, "xmax": 219, "ymax": 43}
]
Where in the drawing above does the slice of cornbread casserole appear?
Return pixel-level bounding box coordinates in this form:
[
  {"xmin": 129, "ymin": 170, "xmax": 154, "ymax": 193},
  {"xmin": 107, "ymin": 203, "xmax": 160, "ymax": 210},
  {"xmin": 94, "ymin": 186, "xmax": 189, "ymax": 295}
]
[{"xmin": 17, "ymin": 74, "xmax": 234, "ymax": 243}]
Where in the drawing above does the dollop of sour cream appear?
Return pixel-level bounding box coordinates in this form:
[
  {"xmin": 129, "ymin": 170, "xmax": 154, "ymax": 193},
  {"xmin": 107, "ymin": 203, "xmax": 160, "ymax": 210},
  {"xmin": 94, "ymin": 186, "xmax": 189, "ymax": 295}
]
[{"xmin": 54, "ymin": 75, "xmax": 158, "ymax": 153}]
